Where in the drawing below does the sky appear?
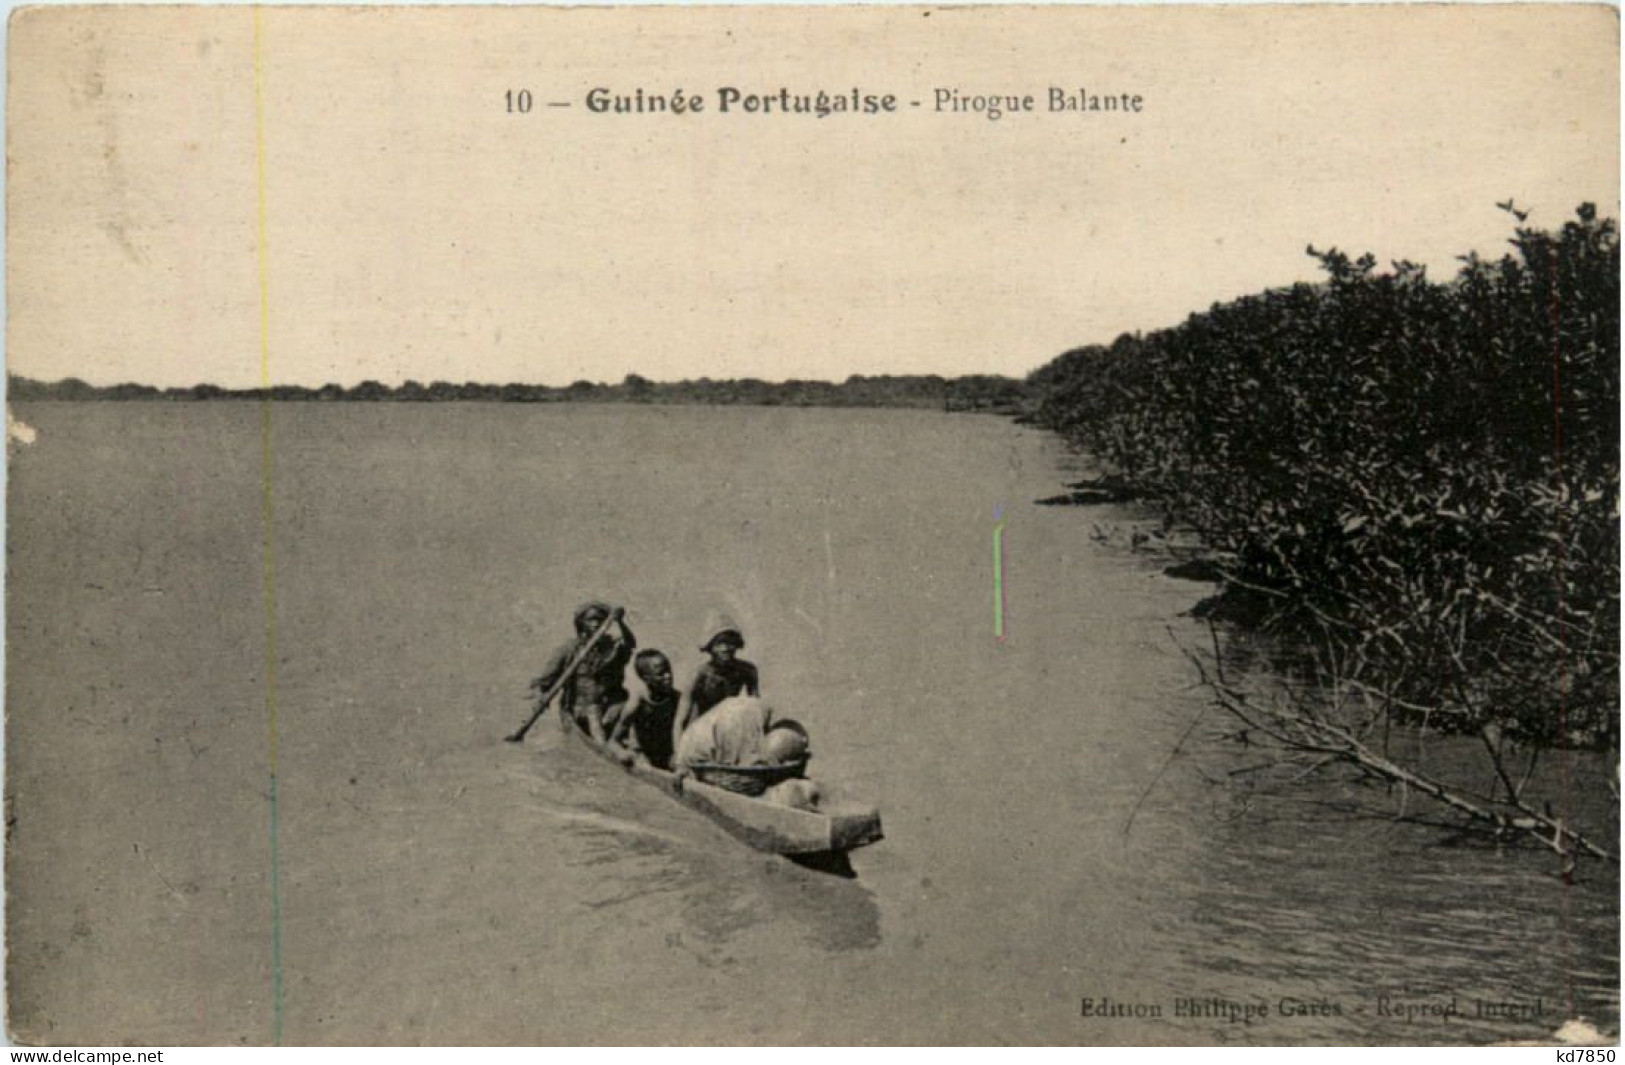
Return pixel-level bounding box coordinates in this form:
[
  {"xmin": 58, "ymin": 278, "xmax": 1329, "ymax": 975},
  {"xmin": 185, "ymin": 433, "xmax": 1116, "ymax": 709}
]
[{"xmin": 6, "ymin": 4, "xmax": 1620, "ymax": 388}]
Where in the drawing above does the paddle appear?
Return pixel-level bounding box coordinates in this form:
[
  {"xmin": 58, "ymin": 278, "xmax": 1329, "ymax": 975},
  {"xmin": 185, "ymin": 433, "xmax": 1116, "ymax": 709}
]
[{"xmin": 504, "ymin": 608, "xmax": 622, "ymax": 743}]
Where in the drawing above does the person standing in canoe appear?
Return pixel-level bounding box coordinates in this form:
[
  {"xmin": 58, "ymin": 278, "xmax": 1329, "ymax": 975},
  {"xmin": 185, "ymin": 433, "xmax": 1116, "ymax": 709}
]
[
  {"xmin": 671, "ymin": 616, "xmax": 760, "ymax": 754},
  {"xmin": 525, "ymin": 601, "xmax": 637, "ymax": 743}
]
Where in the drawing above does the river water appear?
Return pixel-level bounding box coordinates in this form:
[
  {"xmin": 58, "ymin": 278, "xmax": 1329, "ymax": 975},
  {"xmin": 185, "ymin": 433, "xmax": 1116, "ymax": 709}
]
[{"xmin": 6, "ymin": 403, "xmax": 1617, "ymax": 1045}]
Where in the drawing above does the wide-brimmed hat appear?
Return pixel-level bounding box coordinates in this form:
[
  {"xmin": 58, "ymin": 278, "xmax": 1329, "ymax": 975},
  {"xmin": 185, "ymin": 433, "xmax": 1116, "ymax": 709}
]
[
  {"xmin": 574, "ymin": 601, "xmax": 614, "ymax": 629},
  {"xmin": 699, "ymin": 611, "xmax": 745, "ymax": 652}
]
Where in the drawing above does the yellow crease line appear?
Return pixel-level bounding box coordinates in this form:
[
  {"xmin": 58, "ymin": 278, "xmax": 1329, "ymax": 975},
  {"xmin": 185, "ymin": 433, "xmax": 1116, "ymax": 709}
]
[
  {"xmin": 253, "ymin": 5, "xmax": 278, "ymax": 773},
  {"xmin": 252, "ymin": 7, "xmax": 285, "ymax": 1045}
]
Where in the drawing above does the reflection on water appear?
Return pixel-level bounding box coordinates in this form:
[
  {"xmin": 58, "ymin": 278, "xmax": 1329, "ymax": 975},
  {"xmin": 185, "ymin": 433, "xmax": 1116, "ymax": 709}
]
[
  {"xmin": 537, "ymin": 746, "xmax": 883, "ymax": 956},
  {"xmin": 1160, "ymin": 730, "xmax": 1621, "ymax": 1045}
]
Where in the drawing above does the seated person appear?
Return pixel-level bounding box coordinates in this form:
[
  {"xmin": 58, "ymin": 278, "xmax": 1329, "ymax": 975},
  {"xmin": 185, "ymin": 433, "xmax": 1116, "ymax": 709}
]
[
  {"xmin": 606, "ymin": 649, "xmax": 681, "ymax": 770},
  {"xmin": 672, "ymin": 621, "xmax": 760, "ymax": 755},
  {"xmin": 673, "ymin": 695, "xmax": 820, "ymax": 809}
]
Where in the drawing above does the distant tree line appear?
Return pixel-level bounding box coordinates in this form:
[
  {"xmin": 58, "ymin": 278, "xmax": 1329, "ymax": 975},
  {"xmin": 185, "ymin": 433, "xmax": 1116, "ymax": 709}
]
[
  {"xmin": 1027, "ymin": 205, "xmax": 1619, "ymax": 864},
  {"xmin": 8, "ymin": 372, "xmax": 1029, "ymax": 413}
]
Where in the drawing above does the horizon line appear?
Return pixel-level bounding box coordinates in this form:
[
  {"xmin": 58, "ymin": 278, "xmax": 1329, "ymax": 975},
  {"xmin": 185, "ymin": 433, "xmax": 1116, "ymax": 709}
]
[{"xmin": 6, "ymin": 370, "xmax": 1034, "ymax": 391}]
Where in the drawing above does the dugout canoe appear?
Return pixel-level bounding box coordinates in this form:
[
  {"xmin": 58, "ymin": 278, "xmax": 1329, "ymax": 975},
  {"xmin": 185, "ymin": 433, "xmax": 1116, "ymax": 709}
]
[{"xmin": 560, "ymin": 716, "xmax": 884, "ymax": 859}]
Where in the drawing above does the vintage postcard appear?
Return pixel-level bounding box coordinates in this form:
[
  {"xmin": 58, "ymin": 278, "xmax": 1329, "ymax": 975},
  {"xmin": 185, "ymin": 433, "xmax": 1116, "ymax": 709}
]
[{"xmin": 4, "ymin": 4, "xmax": 1619, "ymax": 1048}]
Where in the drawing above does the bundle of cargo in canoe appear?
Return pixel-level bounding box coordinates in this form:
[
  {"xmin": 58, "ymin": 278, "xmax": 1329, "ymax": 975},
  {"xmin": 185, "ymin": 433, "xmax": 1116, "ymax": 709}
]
[{"xmin": 560, "ymin": 715, "xmax": 884, "ymax": 862}]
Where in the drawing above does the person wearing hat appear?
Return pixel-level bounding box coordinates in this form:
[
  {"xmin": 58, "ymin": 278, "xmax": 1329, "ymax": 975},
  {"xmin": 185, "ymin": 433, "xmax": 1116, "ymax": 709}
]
[
  {"xmin": 525, "ymin": 601, "xmax": 637, "ymax": 743},
  {"xmin": 671, "ymin": 617, "xmax": 760, "ymax": 755}
]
